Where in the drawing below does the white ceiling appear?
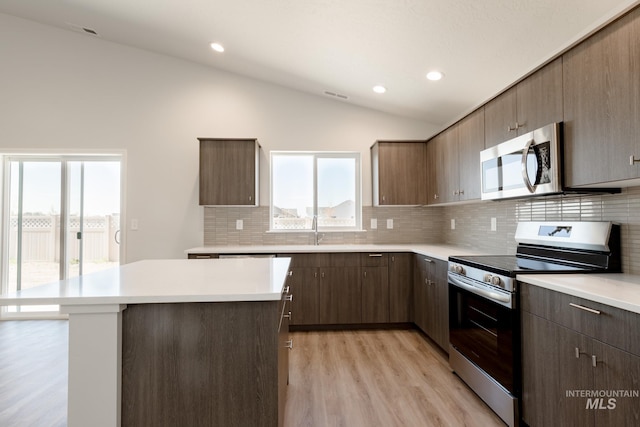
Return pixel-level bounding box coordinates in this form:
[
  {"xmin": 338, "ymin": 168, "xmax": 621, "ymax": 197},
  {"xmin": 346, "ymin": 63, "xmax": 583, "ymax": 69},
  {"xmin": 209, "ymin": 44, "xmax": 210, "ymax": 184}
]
[{"xmin": 1, "ymin": 0, "xmax": 639, "ymax": 126}]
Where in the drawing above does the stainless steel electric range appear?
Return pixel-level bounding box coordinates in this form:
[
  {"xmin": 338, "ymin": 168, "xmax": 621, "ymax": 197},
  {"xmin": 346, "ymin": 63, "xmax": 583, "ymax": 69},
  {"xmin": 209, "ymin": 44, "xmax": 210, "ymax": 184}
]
[{"xmin": 447, "ymin": 221, "xmax": 621, "ymax": 427}]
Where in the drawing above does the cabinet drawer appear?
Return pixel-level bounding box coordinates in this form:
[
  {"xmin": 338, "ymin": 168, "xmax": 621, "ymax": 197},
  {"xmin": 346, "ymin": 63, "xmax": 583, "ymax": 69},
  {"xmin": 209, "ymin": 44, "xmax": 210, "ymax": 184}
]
[
  {"xmin": 278, "ymin": 253, "xmax": 330, "ymax": 268},
  {"xmin": 521, "ymin": 282, "xmax": 640, "ymax": 356},
  {"xmin": 360, "ymin": 253, "xmax": 388, "ymax": 267}
]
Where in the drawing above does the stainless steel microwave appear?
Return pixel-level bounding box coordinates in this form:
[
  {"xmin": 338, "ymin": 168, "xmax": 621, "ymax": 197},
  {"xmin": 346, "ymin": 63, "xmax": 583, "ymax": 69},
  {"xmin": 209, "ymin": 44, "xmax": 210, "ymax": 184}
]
[{"xmin": 480, "ymin": 122, "xmax": 561, "ymax": 200}]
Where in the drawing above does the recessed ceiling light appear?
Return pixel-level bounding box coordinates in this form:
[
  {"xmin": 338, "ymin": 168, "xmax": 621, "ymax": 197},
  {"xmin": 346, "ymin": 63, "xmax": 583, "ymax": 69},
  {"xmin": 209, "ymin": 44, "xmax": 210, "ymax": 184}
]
[
  {"xmin": 210, "ymin": 42, "xmax": 225, "ymax": 53},
  {"xmin": 426, "ymin": 71, "xmax": 444, "ymax": 81},
  {"xmin": 373, "ymin": 85, "xmax": 386, "ymax": 94}
]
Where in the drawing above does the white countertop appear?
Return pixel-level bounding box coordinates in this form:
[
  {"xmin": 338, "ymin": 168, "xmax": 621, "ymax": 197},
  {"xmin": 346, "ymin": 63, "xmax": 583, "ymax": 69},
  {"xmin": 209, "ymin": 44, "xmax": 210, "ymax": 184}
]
[
  {"xmin": 0, "ymin": 258, "xmax": 292, "ymax": 306},
  {"xmin": 186, "ymin": 243, "xmax": 482, "ymax": 261},
  {"xmin": 517, "ymin": 273, "xmax": 640, "ymax": 315}
]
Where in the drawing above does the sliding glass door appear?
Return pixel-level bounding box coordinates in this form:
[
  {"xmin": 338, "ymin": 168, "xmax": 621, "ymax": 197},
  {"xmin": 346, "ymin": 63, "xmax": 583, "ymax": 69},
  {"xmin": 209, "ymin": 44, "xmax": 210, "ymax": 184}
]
[{"xmin": 2, "ymin": 156, "xmax": 121, "ymax": 317}]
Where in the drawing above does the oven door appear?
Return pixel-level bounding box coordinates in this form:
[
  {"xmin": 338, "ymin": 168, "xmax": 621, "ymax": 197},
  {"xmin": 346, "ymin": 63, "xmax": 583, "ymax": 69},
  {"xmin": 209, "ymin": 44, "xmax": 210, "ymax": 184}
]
[
  {"xmin": 449, "ymin": 282, "xmax": 520, "ymax": 394},
  {"xmin": 480, "ymin": 122, "xmax": 561, "ymax": 200}
]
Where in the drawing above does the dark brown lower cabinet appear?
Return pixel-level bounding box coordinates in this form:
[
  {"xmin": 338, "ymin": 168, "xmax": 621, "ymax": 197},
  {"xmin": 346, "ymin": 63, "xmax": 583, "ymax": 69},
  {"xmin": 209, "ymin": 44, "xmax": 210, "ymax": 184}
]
[
  {"xmin": 361, "ymin": 265, "xmax": 389, "ymax": 323},
  {"xmin": 413, "ymin": 255, "xmax": 449, "ymax": 351},
  {"xmin": 521, "ymin": 283, "xmax": 640, "ymax": 427},
  {"xmin": 121, "ymin": 297, "xmax": 288, "ymax": 427},
  {"xmin": 319, "ymin": 266, "xmax": 361, "ymax": 324},
  {"xmin": 287, "ymin": 266, "xmax": 320, "ymax": 325},
  {"xmin": 389, "ymin": 253, "xmax": 413, "ymax": 323}
]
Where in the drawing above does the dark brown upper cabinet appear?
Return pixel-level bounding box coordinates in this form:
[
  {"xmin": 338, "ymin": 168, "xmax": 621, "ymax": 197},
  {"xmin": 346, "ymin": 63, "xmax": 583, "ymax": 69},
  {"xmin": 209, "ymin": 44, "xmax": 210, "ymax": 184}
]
[
  {"xmin": 371, "ymin": 141, "xmax": 427, "ymax": 206},
  {"xmin": 563, "ymin": 7, "xmax": 640, "ymax": 187},
  {"xmin": 427, "ymin": 108, "xmax": 484, "ymax": 204},
  {"xmin": 484, "ymin": 58, "xmax": 563, "ymax": 149},
  {"xmin": 198, "ymin": 138, "xmax": 259, "ymax": 206}
]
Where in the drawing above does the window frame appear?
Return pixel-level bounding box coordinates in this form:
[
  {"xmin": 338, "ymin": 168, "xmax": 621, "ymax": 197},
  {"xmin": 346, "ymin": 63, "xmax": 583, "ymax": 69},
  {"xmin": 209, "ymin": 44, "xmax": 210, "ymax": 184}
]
[{"xmin": 270, "ymin": 151, "xmax": 362, "ymax": 232}]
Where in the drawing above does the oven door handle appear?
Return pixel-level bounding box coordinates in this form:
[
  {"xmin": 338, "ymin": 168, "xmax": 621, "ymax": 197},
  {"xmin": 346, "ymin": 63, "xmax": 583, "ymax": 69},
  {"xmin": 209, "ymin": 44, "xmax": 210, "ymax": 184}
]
[
  {"xmin": 449, "ymin": 275, "xmax": 512, "ymax": 306},
  {"xmin": 521, "ymin": 138, "xmax": 537, "ymax": 193}
]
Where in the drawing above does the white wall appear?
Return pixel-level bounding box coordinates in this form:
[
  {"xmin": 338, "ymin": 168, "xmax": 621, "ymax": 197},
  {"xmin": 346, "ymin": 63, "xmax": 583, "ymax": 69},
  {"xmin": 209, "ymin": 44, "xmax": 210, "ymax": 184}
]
[{"xmin": 0, "ymin": 13, "xmax": 439, "ymax": 262}]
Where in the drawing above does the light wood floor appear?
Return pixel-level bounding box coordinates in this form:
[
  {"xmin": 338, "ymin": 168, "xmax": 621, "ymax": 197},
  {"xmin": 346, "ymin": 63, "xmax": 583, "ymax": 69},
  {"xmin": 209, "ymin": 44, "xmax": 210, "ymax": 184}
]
[
  {"xmin": 0, "ymin": 322, "xmax": 503, "ymax": 427},
  {"xmin": 0, "ymin": 320, "xmax": 67, "ymax": 427},
  {"xmin": 285, "ymin": 329, "xmax": 504, "ymax": 427}
]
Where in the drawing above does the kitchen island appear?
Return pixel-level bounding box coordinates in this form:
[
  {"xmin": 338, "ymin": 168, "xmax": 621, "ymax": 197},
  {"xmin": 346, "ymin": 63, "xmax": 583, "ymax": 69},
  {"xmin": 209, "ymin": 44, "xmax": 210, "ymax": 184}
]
[{"xmin": 0, "ymin": 258, "xmax": 292, "ymax": 427}]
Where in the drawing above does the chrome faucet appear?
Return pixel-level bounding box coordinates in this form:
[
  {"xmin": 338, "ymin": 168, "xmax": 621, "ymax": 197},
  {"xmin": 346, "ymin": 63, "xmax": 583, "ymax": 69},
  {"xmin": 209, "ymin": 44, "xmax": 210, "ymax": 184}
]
[{"xmin": 312, "ymin": 215, "xmax": 323, "ymax": 245}]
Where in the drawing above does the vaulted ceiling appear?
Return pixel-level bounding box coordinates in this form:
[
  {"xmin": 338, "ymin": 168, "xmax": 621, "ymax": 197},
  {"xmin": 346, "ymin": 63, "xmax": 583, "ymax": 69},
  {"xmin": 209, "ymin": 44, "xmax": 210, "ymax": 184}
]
[{"xmin": 1, "ymin": 0, "xmax": 638, "ymax": 126}]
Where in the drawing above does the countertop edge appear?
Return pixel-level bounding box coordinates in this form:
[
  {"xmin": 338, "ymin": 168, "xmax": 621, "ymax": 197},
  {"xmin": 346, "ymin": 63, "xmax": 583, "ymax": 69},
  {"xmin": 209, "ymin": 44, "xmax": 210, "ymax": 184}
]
[
  {"xmin": 185, "ymin": 244, "xmax": 481, "ymax": 261},
  {"xmin": 516, "ymin": 273, "xmax": 640, "ymax": 315}
]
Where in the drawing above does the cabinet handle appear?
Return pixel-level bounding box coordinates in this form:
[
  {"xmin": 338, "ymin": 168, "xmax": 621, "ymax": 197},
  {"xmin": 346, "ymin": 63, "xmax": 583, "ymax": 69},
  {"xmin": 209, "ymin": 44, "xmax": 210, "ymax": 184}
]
[
  {"xmin": 424, "ymin": 258, "xmax": 434, "ymax": 263},
  {"xmin": 284, "ymin": 286, "xmax": 290, "ymax": 294},
  {"xmin": 284, "ymin": 340, "xmax": 293, "ymax": 349},
  {"xmin": 391, "ymin": 256, "xmax": 395, "ymax": 262},
  {"xmin": 284, "ymin": 311, "xmax": 291, "ymax": 319},
  {"xmin": 592, "ymin": 355, "xmax": 598, "ymax": 368},
  {"xmin": 249, "ymin": 196, "xmax": 252, "ymax": 201},
  {"xmin": 314, "ymin": 272, "xmax": 318, "ymax": 278},
  {"xmin": 459, "ymin": 189, "xmax": 464, "ymax": 195},
  {"xmin": 569, "ymin": 303, "xmax": 601, "ymax": 315},
  {"xmin": 453, "ymin": 190, "xmax": 459, "ymax": 196},
  {"xmin": 285, "ymin": 295, "xmax": 293, "ymax": 302},
  {"xmin": 368, "ymin": 254, "xmax": 383, "ymax": 257},
  {"xmin": 382, "ymin": 195, "xmax": 386, "ymax": 202},
  {"xmin": 363, "ymin": 271, "xmax": 367, "ymax": 278},
  {"xmin": 434, "ymin": 194, "xmax": 439, "ymax": 200},
  {"xmin": 507, "ymin": 122, "xmax": 525, "ymax": 132},
  {"xmin": 630, "ymin": 155, "xmax": 640, "ymax": 165},
  {"xmin": 194, "ymin": 255, "xmax": 211, "ymax": 259},
  {"xmin": 288, "ymin": 270, "xmax": 293, "ymax": 276}
]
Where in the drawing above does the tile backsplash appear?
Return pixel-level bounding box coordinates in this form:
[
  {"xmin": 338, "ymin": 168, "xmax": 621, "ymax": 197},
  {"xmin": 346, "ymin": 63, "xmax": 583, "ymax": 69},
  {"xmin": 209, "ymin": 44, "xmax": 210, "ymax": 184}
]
[
  {"xmin": 203, "ymin": 186, "xmax": 640, "ymax": 274},
  {"xmin": 203, "ymin": 206, "xmax": 445, "ymax": 246},
  {"xmin": 441, "ymin": 186, "xmax": 640, "ymax": 274}
]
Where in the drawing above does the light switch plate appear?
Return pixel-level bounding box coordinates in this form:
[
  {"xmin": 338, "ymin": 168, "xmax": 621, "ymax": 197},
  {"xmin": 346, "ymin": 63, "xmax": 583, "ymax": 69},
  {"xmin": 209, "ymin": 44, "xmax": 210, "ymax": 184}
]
[
  {"xmin": 131, "ymin": 219, "xmax": 138, "ymax": 231},
  {"xmin": 387, "ymin": 219, "xmax": 393, "ymax": 229},
  {"xmin": 451, "ymin": 219, "xmax": 455, "ymax": 230},
  {"xmin": 370, "ymin": 218, "xmax": 377, "ymax": 229},
  {"xmin": 236, "ymin": 219, "xmax": 243, "ymax": 230},
  {"xmin": 491, "ymin": 217, "xmax": 497, "ymax": 231}
]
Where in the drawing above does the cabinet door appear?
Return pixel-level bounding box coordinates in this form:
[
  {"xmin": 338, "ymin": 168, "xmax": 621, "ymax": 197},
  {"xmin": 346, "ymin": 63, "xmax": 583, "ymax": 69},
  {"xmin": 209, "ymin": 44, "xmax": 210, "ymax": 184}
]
[
  {"xmin": 413, "ymin": 255, "xmax": 438, "ymax": 335},
  {"xmin": 199, "ymin": 139, "xmax": 258, "ymax": 205},
  {"xmin": 389, "ymin": 253, "xmax": 413, "ymax": 323},
  {"xmin": 563, "ymin": 8, "xmax": 640, "ymax": 186},
  {"xmin": 288, "ymin": 267, "xmax": 320, "ymax": 325},
  {"xmin": 361, "ymin": 266, "xmax": 389, "ymax": 323},
  {"xmin": 373, "ymin": 142, "xmax": 427, "ymax": 205},
  {"xmin": 413, "ymin": 255, "xmax": 429, "ymax": 331},
  {"xmin": 456, "ymin": 108, "xmax": 485, "ymax": 201},
  {"xmin": 319, "ymin": 267, "xmax": 361, "ymax": 324},
  {"xmin": 427, "ymin": 128, "xmax": 459, "ymax": 204},
  {"xmin": 521, "ymin": 312, "xmax": 594, "ymax": 427},
  {"xmin": 515, "ymin": 57, "xmax": 563, "ymax": 134},
  {"xmin": 432, "ymin": 260, "xmax": 449, "ymax": 350},
  {"xmin": 592, "ymin": 341, "xmax": 640, "ymax": 425},
  {"xmin": 484, "ymin": 87, "xmax": 517, "ymax": 148}
]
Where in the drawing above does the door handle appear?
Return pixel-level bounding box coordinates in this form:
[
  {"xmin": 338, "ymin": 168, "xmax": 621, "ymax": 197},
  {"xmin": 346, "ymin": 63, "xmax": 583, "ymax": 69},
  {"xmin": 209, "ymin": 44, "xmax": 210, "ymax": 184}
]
[{"xmin": 521, "ymin": 138, "xmax": 537, "ymax": 193}]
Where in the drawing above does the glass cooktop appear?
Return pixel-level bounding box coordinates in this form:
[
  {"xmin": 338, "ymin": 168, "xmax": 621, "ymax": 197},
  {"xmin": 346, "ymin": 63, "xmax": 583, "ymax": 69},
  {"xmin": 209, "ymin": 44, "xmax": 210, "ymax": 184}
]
[{"xmin": 448, "ymin": 255, "xmax": 600, "ymax": 277}]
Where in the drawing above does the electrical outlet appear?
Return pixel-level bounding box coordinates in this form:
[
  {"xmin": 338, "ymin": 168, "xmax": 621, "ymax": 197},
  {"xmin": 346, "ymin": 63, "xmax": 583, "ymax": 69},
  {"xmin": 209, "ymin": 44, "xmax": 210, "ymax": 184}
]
[
  {"xmin": 450, "ymin": 219, "xmax": 455, "ymax": 230},
  {"xmin": 236, "ymin": 219, "xmax": 243, "ymax": 230},
  {"xmin": 387, "ymin": 219, "xmax": 393, "ymax": 229},
  {"xmin": 491, "ymin": 217, "xmax": 497, "ymax": 231},
  {"xmin": 370, "ymin": 218, "xmax": 377, "ymax": 229},
  {"xmin": 131, "ymin": 219, "xmax": 139, "ymax": 231}
]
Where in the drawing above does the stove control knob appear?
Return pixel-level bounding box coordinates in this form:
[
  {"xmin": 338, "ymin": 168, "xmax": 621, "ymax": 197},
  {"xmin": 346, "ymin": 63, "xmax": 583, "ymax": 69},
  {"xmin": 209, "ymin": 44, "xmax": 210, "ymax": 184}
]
[
  {"xmin": 483, "ymin": 273, "xmax": 493, "ymax": 283},
  {"xmin": 450, "ymin": 264, "xmax": 465, "ymax": 275},
  {"xmin": 491, "ymin": 276, "xmax": 502, "ymax": 286}
]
